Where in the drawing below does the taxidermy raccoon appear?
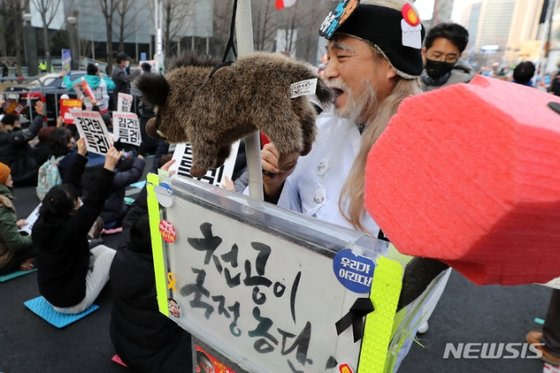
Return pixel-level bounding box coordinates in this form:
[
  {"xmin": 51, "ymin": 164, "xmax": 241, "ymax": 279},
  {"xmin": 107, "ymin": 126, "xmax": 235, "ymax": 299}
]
[{"xmin": 135, "ymin": 52, "xmax": 333, "ymax": 177}]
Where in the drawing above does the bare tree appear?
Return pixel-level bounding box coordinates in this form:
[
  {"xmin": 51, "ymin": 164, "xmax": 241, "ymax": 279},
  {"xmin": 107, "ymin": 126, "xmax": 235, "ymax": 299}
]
[
  {"xmin": 211, "ymin": 0, "xmax": 234, "ymax": 57},
  {"xmin": 114, "ymin": 0, "xmax": 135, "ymax": 52},
  {"xmin": 2, "ymin": 0, "xmax": 30, "ymax": 76},
  {"xmin": 159, "ymin": 0, "xmax": 196, "ymax": 59},
  {"xmin": 99, "ymin": 0, "xmax": 119, "ymax": 73},
  {"xmin": 31, "ymin": 0, "xmax": 61, "ymax": 71},
  {"xmin": 253, "ymin": 0, "xmax": 277, "ymax": 51}
]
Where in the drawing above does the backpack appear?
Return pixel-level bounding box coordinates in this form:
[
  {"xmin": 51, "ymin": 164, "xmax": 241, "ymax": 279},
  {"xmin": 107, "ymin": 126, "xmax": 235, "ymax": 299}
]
[{"xmin": 36, "ymin": 155, "xmax": 64, "ymax": 200}]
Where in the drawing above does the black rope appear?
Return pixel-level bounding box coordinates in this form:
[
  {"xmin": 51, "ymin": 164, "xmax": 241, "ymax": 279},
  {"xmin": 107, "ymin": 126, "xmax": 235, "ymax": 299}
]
[
  {"xmin": 222, "ymin": 0, "xmax": 239, "ymax": 63},
  {"xmin": 199, "ymin": 0, "xmax": 239, "ymax": 91}
]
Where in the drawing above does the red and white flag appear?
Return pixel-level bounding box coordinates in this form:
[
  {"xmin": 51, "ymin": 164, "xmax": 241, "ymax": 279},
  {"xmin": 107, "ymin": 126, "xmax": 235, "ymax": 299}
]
[{"xmin": 275, "ymin": 0, "xmax": 297, "ymax": 10}]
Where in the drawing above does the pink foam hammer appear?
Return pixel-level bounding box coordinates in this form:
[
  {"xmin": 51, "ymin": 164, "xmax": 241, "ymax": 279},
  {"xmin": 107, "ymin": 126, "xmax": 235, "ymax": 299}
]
[{"xmin": 365, "ymin": 75, "xmax": 560, "ymax": 285}]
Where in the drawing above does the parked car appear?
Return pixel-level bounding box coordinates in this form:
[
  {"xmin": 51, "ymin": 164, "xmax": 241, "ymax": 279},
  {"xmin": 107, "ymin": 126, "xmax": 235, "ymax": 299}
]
[{"xmin": 4, "ymin": 71, "xmax": 114, "ymax": 125}]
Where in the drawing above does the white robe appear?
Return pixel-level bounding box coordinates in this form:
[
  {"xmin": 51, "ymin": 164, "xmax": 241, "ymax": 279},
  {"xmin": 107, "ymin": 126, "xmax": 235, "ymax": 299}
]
[{"xmin": 278, "ymin": 112, "xmax": 380, "ymax": 236}]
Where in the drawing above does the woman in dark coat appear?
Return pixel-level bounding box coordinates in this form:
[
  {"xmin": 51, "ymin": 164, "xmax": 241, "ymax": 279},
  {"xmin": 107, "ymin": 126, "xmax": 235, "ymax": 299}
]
[
  {"xmin": 33, "ymin": 139, "xmax": 120, "ymax": 313},
  {"xmin": 0, "ymin": 101, "xmax": 45, "ymax": 185}
]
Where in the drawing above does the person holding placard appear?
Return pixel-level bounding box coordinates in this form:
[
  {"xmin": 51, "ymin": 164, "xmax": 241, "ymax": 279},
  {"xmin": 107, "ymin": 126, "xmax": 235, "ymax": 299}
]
[
  {"xmin": 32, "ymin": 138, "xmax": 120, "ymax": 314},
  {"xmin": 63, "ymin": 64, "xmax": 115, "ymax": 115},
  {"xmin": 0, "ymin": 100, "xmax": 45, "ymax": 186},
  {"xmin": 0, "ymin": 162, "xmax": 35, "ymax": 275},
  {"xmin": 263, "ymin": 0, "xmax": 424, "ymax": 235},
  {"xmin": 100, "ymin": 151, "xmax": 145, "ymax": 228},
  {"xmin": 261, "ymin": 0, "xmax": 448, "ymax": 341}
]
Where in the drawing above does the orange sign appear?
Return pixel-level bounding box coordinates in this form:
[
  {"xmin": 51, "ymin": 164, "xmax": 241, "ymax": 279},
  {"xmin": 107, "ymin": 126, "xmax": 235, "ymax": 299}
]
[{"xmin": 60, "ymin": 98, "xmax": 82, "ymax": 124}]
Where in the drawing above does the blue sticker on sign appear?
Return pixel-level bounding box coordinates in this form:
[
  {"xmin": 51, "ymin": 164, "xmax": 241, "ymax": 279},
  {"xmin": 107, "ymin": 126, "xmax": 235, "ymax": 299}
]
[{"xmin": 333, "ymin": 249, "xmax": 375, "ymax": 293}]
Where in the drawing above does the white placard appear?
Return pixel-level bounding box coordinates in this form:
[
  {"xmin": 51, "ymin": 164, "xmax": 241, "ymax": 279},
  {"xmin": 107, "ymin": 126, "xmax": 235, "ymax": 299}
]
[
  {"xmin": 162, "ymin": 191, "xmax": 365, "ymax": 373},
  {"xmin": 117, "ymin": 92, "xmax": 134, "ymax": 112},
  {"xmin": 290, "ymin": 78, "xmax": 317, "ymax": 98},
  {"xmin": 169, "ymin": 141, "xmax": 240, "ymax": 187},
  {"xmin": 19, "ymin": 203, "xmax": 41, "ymax": 236},
  {"xmin": 113, "ymin": 111, "xmax": 142, "ymax": 146},
  {"xmin": 73, "ymin": 110, "xmax": 112, "ymax": 155}
]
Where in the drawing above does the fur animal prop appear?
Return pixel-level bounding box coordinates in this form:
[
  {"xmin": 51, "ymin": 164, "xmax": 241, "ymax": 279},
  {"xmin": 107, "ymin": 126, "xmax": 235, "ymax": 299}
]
[{"xmin": 136, "ymin": 52, "xmax": 333, "ymax": 177}]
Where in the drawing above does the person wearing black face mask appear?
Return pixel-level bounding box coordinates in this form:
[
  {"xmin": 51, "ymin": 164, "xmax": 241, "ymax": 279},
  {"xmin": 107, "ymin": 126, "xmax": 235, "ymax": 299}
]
[{"xmin": 421, "ymin": 22, "xmax": 474, "ymax": 91}]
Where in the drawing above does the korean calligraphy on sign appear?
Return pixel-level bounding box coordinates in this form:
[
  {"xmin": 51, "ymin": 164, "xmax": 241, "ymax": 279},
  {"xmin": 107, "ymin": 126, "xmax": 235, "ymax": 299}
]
[
  {"xmin": 73, "ymin": 110, "xmax": 112, "ymax": 155},
  {"xmin": 113, "ymin": 111, "xmax": 142, "ymax": 146},
  {"xmin": 160, "ymin": 193, "xmax": 365, "ymax": 373}
]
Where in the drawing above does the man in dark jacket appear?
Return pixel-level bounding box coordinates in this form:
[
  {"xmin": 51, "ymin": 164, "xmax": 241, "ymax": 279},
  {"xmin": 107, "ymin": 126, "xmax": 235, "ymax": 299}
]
[
  {"xmin": 421, "ymin": 22, "xmax": 474, "ymax": 91},
  {"xmin": 110, "ymin": 214, "xmax": 192, "ymax": 372},
  {"xmin": 0, "ymin": 101, "xmax": 45, "ymax": 185},
  {"xmin": 111, "ymin": 53, "xmax": 137, "ymax": 111}
]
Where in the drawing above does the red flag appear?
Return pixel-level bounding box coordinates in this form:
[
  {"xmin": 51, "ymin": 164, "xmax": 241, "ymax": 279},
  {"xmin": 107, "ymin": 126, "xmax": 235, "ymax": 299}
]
[{"xmin": 275, "ymin": 0, "xmax": 297, "ymax": 10}]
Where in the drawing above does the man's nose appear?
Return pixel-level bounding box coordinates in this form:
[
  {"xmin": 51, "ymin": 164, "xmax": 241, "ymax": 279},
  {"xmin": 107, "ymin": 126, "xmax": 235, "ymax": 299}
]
[{"xmin": 323, "ymin": 59, "xmax": 339, "ymax": 80}]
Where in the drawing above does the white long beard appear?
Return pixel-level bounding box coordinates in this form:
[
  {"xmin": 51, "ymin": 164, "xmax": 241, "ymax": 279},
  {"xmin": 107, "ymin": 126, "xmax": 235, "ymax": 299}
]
[{"xmin": 338, "ymin": 81, "xmax": 378, "ymax": 125}]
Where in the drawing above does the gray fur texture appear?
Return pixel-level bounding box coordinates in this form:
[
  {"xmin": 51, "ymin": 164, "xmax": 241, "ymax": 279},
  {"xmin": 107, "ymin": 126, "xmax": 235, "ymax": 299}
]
[{"xmin": 136, "ymin": 52, "xmax": 333, "ymax": 177}]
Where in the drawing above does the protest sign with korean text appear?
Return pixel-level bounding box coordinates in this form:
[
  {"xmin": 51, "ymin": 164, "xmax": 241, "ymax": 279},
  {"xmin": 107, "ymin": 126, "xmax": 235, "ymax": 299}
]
[
  {"xmin": 146, "ymin": 175, "xmax": 413, "ymax": 373},
  {"xmin": 169, "ymin": 142, "xmax": 239, "ymax": 188},
  {"xmin": 61, "ymin": 49, "xmax": 71, "ymax": 74},
  {"xmin": 117, "ymin": 92, "xmax": 133, "ymax": 112},
  {"xmin": 60, "ymin": 98, "xmax": 82, "ymax": 124},
  {"xmin": 73, "ymin": 110, "xmax": 112, "ymax": 155},
  {"xmin": 113, "ymin": 111, "xmax": 142, "ymax": 146}
]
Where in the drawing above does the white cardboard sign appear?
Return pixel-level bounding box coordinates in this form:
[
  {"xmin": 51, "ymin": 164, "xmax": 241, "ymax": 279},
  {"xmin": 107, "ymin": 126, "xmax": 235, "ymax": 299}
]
[
  {"xmin": 169, "ymin": 141, "xmax": 240, "ymax": 187},
  {"xmin": 73, "ymin": 110, "xmax": 112, "ymax": 155},
  {"xmin": 113, "ymin": 111, "xmax": 142, "ymax": 146},
  {"xmin": 19, "ymin": 203, "xmax": 41, "ymax": 236},
  {"xmin": 161, "ymin": 187, "xmax": 366, "ymax": 373},
  {"xmin": 117, "ymin": 92, "xmax": 134, "ymax": 112}
]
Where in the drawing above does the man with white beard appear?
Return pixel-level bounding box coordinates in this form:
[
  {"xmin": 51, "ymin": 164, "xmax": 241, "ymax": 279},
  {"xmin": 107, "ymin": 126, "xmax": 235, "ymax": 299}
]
[
  {"xmin": 262, "ymin": 0, "xmax": 450, "ymax": 334},
  {"xmin": 263, "ymin": 0, "xmax": 423, "ymax": 234}
]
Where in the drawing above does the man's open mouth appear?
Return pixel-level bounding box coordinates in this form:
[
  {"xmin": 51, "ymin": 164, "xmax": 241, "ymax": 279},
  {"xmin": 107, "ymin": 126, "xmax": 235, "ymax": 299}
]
[{"xmin": 332, "ymin": 87, "xmax": 344, "ymax": 97}]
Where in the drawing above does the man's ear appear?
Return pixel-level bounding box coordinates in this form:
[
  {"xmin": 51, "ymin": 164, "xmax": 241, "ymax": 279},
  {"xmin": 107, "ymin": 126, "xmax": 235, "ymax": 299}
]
[
  {"xmin": 421, "ymin": 47, "xmax": 427, "ymax": 65},
  {"xmin": 135, "ymin": 73, "xmax": 170, "ymax": 107},
  {"xmin": 386, "ymin": 65, "xmax": 397, "ymax": 80}
]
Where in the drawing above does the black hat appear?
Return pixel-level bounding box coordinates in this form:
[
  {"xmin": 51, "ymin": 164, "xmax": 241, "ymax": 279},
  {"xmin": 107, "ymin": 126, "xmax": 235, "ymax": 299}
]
[{"xmin": 319, "ymin": 1, "xmax": 425, "ymax": 78}]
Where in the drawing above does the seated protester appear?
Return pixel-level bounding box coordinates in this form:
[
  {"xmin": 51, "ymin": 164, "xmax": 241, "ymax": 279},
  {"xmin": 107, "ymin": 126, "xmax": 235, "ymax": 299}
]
[
  {"xmin": 0, "ymin": 162, "xmax": 35, "ymax": 275},
  {"xmin": 99, "ymin": 151, "xmax": 145, "ymax": 228},
  {"xmin": 0, "ymin": 101, "xmax": 45, "ymax": 186},
  {"xmin": 121, "ymin": 156, "xmax": 173, "ymax": 242},
  {"xmin": 62, "ymin": 63, "xmax": 115, "ymax": 115},
  {"xmin": 31, "ymin": 126, "xmax": 56, "ymax": 166},
  {"xmin": 32, "ymin": 138, "xmax": 119, "ymax": 314},
  {"xmin": 47, "ymin": 127, "xmax": 77, "ymax": 181},
  {"xmin": 110, "ymin": 214, "xmax": 193, "ymax": 372}
]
